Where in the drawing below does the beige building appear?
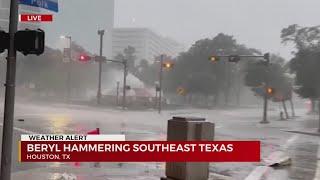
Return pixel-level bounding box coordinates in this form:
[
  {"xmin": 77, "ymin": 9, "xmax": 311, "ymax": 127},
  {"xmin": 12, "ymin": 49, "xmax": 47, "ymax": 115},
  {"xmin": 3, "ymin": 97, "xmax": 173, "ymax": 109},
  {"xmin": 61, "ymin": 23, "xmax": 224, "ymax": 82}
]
[{"xmin": 112, "ymin": 28, "xmax": 184, "ymax": 63}]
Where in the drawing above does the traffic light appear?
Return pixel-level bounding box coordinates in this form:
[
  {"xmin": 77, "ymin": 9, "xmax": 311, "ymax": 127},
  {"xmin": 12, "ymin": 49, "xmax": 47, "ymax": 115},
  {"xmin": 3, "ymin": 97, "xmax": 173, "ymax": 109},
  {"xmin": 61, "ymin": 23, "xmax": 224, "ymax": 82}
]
[
  {"xmin": 209, "ymin": 56, "xmax": 219, "ymax": 62},
  {"xmin": 266, "ymin": 87, "xmax": 274, "ymax": 95},
  {"xmin": 0, "ymin": 30, "xmax": 9, "ymax": 54},
  {"xmin": 14, "ymin": 29, "xmax": 45, "ymax": 55},
  {"xmin": 163, "ymin": 62, "xmax": 174, "ymax": 69},
  {"xmin": 78, "ymin": 54, "xmax": 91, "ymax": 62},
  {"xmin": 228, "ymin": 55, "xmax": 241, "ymax": 63},
  {"xmin": 125, "ymin": 85, "xmax": 131, "ymax": 90},
  {"xmin": 263, "ymin": 53, "xmax": 270, "ymax": 61}
]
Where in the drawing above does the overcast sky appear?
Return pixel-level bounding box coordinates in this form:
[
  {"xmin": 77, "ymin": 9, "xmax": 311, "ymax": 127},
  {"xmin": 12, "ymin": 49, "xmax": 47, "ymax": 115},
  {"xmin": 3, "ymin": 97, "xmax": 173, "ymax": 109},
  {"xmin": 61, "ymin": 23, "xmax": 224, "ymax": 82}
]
[{"xmin": 114, "ymin": 0, "xmax": 320, "ymax": 59}]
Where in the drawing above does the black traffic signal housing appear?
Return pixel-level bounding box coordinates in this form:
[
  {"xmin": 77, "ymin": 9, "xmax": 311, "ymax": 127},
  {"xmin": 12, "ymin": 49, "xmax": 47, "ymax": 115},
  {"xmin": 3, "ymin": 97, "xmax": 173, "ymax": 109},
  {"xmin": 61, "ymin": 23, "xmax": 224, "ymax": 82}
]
[
  {"xmin": 228, "ymin": 55, "xmax": 241, "ymax": 63},
  {"xmin": 14, "ymin": 29, "xmax": 45, "ymax": 55},
  {"xmin": 125, "ymin": 85, "xmax": 131, "ymax": 90},
  {"xmin": 263, "ymin": 53, "xmax": 270, "ymax": 61},
  {"xmin": 0, "ymin": 30, "xmax": 9, "ymax": 54}
]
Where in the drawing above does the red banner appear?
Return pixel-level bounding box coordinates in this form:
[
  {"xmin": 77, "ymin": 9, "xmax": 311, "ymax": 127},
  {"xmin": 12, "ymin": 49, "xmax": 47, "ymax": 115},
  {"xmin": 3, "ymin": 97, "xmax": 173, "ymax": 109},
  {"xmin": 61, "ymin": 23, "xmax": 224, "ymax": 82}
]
[
  {"xmin": 19, "ymin": 14, "xmax": 53, "ymax": 22},
  {"xmin": 20, "ymin": 141, "xmax": 260, "ymax": 162}
]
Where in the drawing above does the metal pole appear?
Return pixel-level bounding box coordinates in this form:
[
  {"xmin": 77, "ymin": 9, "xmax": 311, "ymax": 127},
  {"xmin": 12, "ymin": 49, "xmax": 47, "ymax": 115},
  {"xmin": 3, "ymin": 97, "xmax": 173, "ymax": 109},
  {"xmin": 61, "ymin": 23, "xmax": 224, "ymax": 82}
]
[
  {"xmin": 1, "ymin": 0, "xmax": 18, "ymax": 179},
  {"xmin": 97, "ymin": 30, "xmax": 104, "ymax": 105},
  {"xmin": 289, "ymin": 97, "xmax": 295, "ymax": 117},
  {"xmin": 67, "ymin": 37, "xmax": 71, "ymax": 103},
  {"xmin": 158, "ymin": 55, "xmax": 164, "ymax": 114},
  {"xmin": 282, "ymin": 100, "xmax": 289, "ymax": 119},
  {"xmin": 116, "ymin": 81, "xmax": 119, "ymax": 106},
  {"xmin": 122, "ymin": 60, "xmax": 127, "ymax": 110},
  {"xmin": 261, "ymin": 57, "xmax": 270, "ymax": 124},
  {"xmin": 155, "ymin": 89, "xmax": 158, "ymax": 109}
]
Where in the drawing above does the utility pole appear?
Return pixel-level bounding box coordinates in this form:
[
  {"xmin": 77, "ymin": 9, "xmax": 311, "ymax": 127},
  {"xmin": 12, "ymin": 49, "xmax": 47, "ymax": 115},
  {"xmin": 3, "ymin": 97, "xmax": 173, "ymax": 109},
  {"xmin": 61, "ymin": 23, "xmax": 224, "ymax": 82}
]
[
  {"xmin": 97, "ymin": 30, "xmax": 105, "ymax": 105},
  {"xmin": 67, "ymin": 37, "xmax": 72, "ymax": 103},
  {"xmin": 1, "ymin": 0, "xmax": 18, "ymax": 179},
  {"xmin": 60, "ymin": 35, "xmax": 72, "ymax": 102},
  {"xmin": 158, "ymin": 55, "xmax": 164, "ymax": 114},
  {"xmin": 261, "ymin": 55, "xmax": 270, "ymax": 124},
  {"xmin": 122, "ymin": 59, "xmax": 127, "ymax": 110}
]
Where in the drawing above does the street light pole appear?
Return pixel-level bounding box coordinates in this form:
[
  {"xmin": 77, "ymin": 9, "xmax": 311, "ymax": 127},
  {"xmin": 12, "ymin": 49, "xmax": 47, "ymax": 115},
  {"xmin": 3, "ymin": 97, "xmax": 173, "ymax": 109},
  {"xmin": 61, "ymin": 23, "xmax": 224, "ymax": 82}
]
[
  {"xmin": 67, "ymin": 36, "xmax": 71, "ymax": 103},
  {"xmin": 61, "ymin": 35, "xmax": 72, "ymax": 102},
  {"xmin": 122, "ymin": 59, "xmax": 127, "ymax": 110},
  {"xmin": 97, "ymin": 30, "xmax": 105, "ymax": 105},
  {"xmin": 158, "ymin": 55, "xmax": 164, "ymax": 114},
  {"xmin": 0, "ymin": 0, "xmax": 19, "ymax": 179}
]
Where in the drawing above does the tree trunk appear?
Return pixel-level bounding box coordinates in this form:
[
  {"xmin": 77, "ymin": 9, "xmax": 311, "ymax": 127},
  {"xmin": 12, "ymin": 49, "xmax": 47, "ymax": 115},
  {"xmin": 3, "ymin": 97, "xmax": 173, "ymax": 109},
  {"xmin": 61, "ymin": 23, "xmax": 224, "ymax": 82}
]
[{"xmin": 282, "ymin": 100, "xmax": 289, "ymax": 119}]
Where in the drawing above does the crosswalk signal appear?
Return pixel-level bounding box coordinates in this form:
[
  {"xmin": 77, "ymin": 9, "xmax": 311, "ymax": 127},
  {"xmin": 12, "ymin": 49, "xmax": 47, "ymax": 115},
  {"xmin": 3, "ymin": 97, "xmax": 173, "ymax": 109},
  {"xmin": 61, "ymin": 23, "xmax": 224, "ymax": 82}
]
[
  {"xmin": 14, "ymin": 29, "xmax": 45, "ymax": 55},
  {"xmin": 0, "ymin": 31, "xmax": 9, "ymax": 54}
]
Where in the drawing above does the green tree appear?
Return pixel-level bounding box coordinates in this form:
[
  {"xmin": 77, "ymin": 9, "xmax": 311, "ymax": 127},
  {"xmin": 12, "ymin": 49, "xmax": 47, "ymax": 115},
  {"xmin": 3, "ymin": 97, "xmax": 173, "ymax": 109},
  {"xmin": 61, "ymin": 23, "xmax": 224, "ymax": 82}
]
[
  {"xmin": 281, "ymin": 24, "xmax": 320, "ymax": 112},
  {"xmin": 165, "ymin": 33, "xmax": 259, "ymax": 106}
]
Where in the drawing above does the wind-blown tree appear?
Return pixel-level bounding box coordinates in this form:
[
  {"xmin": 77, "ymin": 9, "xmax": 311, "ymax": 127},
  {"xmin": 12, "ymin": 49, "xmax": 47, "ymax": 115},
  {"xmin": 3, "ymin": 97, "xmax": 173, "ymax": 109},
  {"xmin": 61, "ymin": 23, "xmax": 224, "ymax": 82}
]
[
  {"xmin": 114, "ymin": 46, "xmax": 136, "ymax": 72},
  {"xmin": 164, "ymin": 33, "xmax": 260, "ymax": 106},
  {"xmin": 281, "ymin": 24, "xmax": 320, "ymax": 112}
]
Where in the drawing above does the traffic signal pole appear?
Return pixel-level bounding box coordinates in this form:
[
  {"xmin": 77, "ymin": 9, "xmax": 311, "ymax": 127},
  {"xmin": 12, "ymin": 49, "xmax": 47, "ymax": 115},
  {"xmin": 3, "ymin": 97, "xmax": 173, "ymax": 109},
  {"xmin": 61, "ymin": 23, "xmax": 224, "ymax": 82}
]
[
  {"xmin": 209, "ymin": 53, "xmax": 271, "ymax": 124},
  {"xmin": 1, "ymin": 0, "xmax": 18, "ymax": 179},
  {"xmin": 97, "ymin": 30, "xmax": 104, "ymax": 105},
  {"xmin": 158, "ymin": 55, "xmax": 164, "ymax": 114},
  {"xmin": 261, "ymin": 56, "xmax": 270, "ymax": 124},
  {"xmin": 122, "ymin": 59, "xmax": 127, "ymax": 110},
  {"xmin": 67, "ymin": 37, "xmax": 71, "ymax": 103}
]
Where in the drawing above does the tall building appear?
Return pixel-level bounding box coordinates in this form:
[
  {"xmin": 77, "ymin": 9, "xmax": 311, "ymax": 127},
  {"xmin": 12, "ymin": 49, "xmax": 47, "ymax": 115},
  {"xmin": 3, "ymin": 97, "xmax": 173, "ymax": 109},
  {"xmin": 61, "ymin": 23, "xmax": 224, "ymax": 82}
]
[
  {"xmin": 112, "ymin": 28, "xmax": 185, "ymax": 63},
  {"xmin": 42, "ymin": 0, "xmax": 115, "ymax": 57}
]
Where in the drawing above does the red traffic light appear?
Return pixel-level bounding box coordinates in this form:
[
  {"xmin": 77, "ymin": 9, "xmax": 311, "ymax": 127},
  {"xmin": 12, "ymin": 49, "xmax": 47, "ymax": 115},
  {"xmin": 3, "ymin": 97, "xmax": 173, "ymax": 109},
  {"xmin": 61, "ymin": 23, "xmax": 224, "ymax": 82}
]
[{"xmin": 78, "ymin": 54, "xmax": 91, "ymax": 62}]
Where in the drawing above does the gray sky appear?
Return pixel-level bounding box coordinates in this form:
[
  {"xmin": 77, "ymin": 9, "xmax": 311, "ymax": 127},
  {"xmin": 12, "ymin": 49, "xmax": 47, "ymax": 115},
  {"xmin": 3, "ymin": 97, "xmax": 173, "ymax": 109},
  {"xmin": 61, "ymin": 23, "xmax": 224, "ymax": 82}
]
[{"xmin": 114, "ymin": 0, "xmax": 320, "ymax": 59}]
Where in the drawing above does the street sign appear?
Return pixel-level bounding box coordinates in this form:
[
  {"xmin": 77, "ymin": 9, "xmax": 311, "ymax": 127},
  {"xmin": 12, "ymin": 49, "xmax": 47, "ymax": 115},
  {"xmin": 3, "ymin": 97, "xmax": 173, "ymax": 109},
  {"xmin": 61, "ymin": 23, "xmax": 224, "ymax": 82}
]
[
  {"xmin": 176, "ymin": 87, "xmax": 186, "ymax": 96},
  {"xmin": 19, "ymin": 0, "xmax": 59, "ymax": 12}
]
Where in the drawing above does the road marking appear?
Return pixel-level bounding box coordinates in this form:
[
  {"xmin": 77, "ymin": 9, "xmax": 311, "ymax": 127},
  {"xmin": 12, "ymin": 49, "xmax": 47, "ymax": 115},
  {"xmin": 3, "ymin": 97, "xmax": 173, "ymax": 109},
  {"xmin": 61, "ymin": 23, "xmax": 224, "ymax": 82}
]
[
  {"xmin": 0, "ymin": 123, "xmax": 37, "ymax": 134},
  {"xmin": 314, "ymin": 140, "xmax": 320, "ymax": 180}
]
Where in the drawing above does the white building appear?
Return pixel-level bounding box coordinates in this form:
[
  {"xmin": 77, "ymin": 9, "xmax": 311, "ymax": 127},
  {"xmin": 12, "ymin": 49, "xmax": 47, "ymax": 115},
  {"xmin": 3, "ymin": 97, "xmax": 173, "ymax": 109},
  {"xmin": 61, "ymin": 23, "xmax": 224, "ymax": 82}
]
[{"xmin": 112, "ymin": 28, "xmax": 184, "ymax": 63}]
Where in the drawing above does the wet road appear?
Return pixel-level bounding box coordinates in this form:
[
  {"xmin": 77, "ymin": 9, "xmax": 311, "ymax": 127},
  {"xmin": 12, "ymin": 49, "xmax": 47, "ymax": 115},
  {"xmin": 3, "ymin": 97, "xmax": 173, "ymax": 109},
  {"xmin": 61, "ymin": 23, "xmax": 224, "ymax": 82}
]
[{"xmin": 0, "ymin": 102, "xmax": 319, "ymax": 179}]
